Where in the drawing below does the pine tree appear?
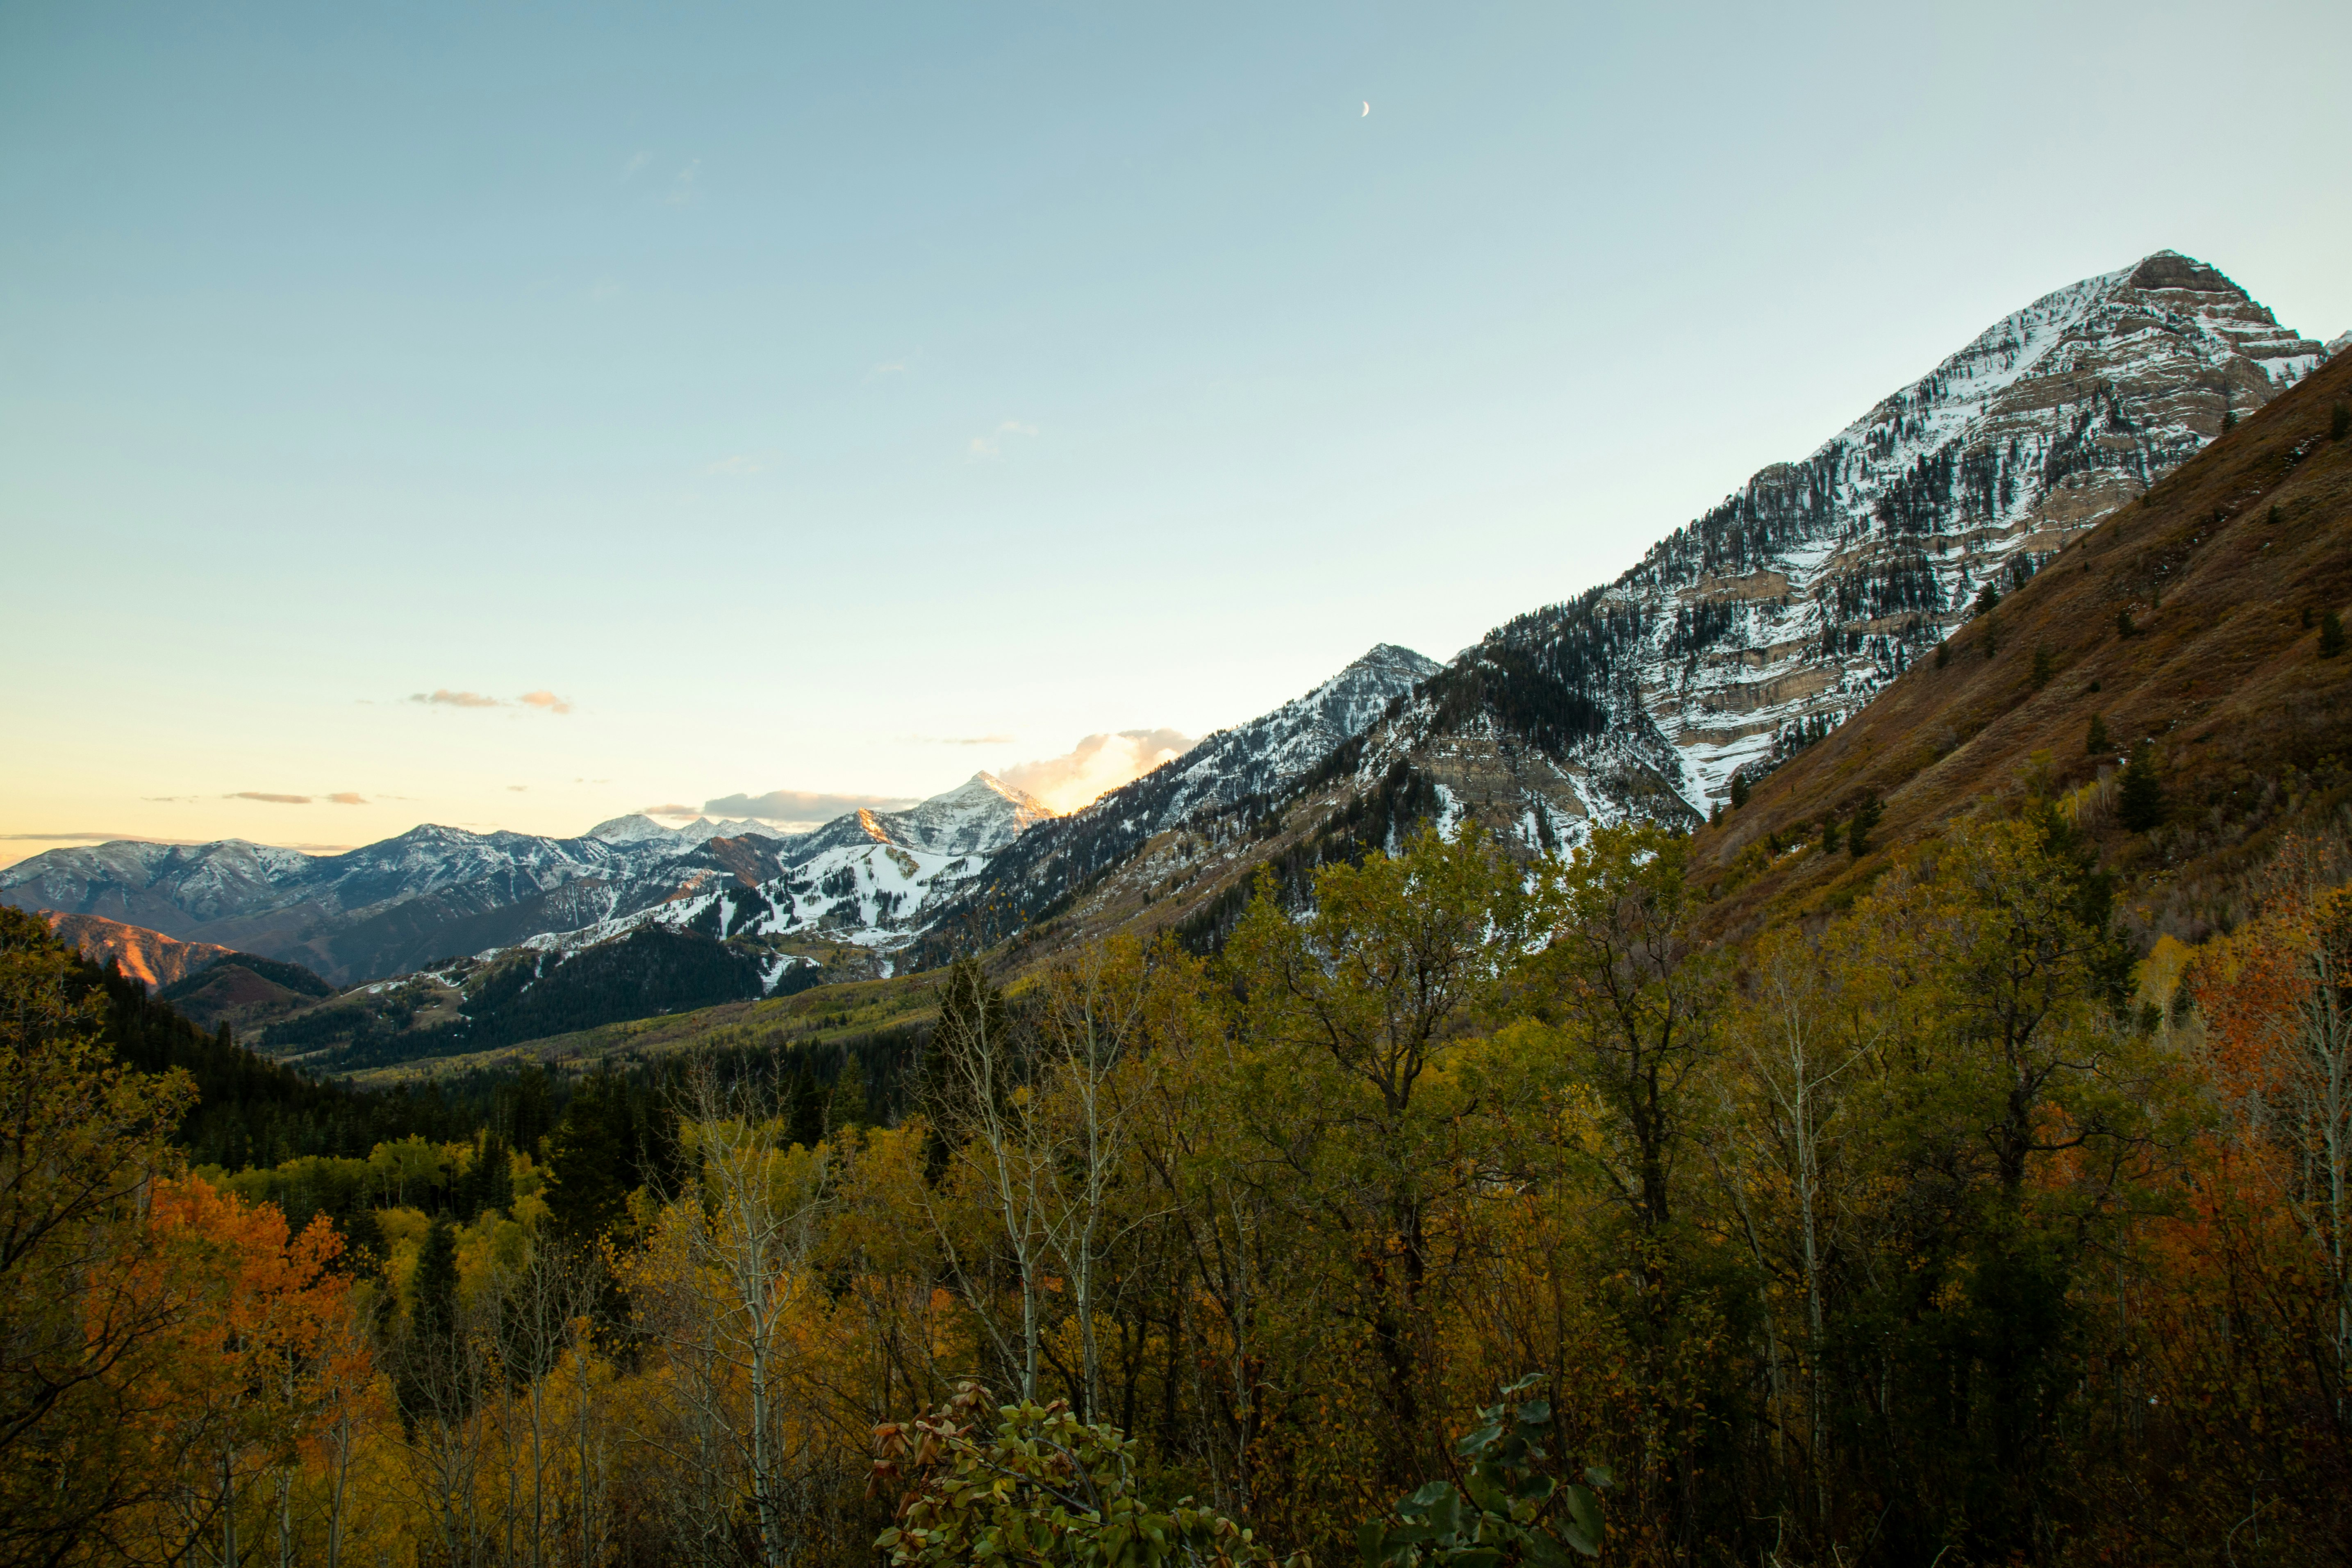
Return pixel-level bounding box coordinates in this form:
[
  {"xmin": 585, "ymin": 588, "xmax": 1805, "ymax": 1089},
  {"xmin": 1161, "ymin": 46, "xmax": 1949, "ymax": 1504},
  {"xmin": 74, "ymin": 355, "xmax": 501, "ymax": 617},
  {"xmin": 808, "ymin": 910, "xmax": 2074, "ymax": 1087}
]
[
  {"xmin": 1729, "ymin": 771, "xmax": 1750, "ymax": 810},
  {"xmin": 2031, "ymin": 644, "xmax": 2054, "ymax": 690},
  {"xmin": 2116, "ymin": 609, "xmax": 2137, "ymax": 639},
  {"xmin": 1935, "ymin": 640, "xmax": 1950, "ymax": 670},
  {"xmin": 828, "ymin": 1049, "xmax": 869, "ymax": 1131},
  {"xmin": 2117, "ymin": 742, "xmax": 2166, "ymax": 833},
  {"xmin": 1973, "ymin": 583, "xmax": 2000, "ymax": 617},
  {"xmin": 2086, "ymin": 714, "xmax": 2111, "ymax": 756},
  {"xmin": 1819, "ymin": 816, "xmax": 1842, "ymax": 854},
  {"xmin": 2332, "ymin": 401, "xmax": 2350, "ymax": 440},
  {"xmin": 2321, "ymin": 609, "xmax": 2346, "ymax": 659},
  {"xmin": 1847, "ymin": 795, "xmax": 1883, "ymax": 858}
]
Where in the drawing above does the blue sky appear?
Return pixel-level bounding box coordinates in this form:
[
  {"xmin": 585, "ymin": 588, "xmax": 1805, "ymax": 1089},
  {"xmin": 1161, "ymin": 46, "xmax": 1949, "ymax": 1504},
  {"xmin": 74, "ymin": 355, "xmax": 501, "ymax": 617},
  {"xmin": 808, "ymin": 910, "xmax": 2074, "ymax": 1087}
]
[{"xmin": 4, "ymin": 0, "xmax": 2348, "ymax": 859}]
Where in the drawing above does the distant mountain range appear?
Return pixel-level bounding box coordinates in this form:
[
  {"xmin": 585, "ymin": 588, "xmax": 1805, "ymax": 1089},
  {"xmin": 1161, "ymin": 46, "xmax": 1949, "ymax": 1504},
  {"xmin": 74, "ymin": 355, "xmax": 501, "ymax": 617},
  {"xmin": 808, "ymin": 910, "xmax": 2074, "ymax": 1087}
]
[{"xmin": 7, "ymin": 249, "xmax": 2341, "ymax": 1071}]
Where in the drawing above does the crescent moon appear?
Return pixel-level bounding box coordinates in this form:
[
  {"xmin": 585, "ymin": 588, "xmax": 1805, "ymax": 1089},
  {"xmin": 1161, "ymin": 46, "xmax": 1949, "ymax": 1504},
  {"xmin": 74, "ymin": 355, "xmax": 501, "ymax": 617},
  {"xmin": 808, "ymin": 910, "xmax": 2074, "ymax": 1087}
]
[{"xmin": 1361, "ymin": 101, "xmax": 1370, "ymax": 116}]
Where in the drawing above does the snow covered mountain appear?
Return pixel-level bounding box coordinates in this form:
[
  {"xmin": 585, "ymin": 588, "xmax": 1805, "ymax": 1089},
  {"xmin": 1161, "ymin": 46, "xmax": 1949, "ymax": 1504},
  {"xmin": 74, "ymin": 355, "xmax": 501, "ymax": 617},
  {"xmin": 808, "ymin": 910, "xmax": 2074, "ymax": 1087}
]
[
  {"xmin": 503, "ymin": 649, "xmax": 1441, "ymax": 972},
  {"xmin": 1335, "ymin": 250, "xmax": 2328, "ymax": 848},
  {"xmin": 0, "ymin": 821, "xmax": 796, "ymax": 984}
]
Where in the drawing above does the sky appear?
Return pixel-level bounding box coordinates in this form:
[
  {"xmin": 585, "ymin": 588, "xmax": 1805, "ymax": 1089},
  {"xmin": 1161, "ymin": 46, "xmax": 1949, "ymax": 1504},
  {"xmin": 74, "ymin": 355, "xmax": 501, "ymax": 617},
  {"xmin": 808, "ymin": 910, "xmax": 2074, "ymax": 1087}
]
[{"xmin": 3, "ymin": 0, "xmax": 2349, "ymax": 867}]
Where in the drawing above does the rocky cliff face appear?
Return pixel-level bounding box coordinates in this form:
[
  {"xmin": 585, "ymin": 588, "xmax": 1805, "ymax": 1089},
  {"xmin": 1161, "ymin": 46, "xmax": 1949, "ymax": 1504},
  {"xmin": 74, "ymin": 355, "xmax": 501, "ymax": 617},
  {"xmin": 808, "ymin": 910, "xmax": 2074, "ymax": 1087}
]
[{"xmin": 1356, "ymin": 250, "xmax": 2327, "ymax": 844}]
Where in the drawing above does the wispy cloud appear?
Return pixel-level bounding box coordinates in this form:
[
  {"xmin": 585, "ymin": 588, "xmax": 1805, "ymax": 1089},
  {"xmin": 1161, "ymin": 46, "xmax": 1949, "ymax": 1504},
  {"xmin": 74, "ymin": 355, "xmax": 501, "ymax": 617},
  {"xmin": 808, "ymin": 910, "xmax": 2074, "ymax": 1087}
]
[
  {"xmin": 619, "ymin": 150, "xmax": 652, "ymax": 181},
  {"xmin": 968, "ymin": 420, "xmax": 1039, "ymax": 460},
  {"xmin": 407, "ymin": 688, "xmax": 573, "ymax": 715},
  {"xmin": 865, "ymin": 358, "xmax": 910, "ymax": 382},
  {"xmin": 327, "ymin": 792, "xmax": 367, "ymax": 806},
  {"xmin": 3, "ymin": 831, "xmax": 209, "ymax": 843},
  {"xmin": 702, "ymin": 788, "xmax": 922, "ymax": 827},
  {"xmin": 640, "ymin": 803, "xmax": 701, "ymax": 818},
  {"xmin": 904, "ymin": 733, "xmax": 1018, "ymax": 746},
  {"xmin": 703, "ymin": 454, "xmax": 764, "ymax": 477},
  {"xmin": 665, "ymin": 158, "xmax": 700, "ymax": 207},
  {"xmin": 999, "ymin": 728, "xmax": 1196, "ymax": 813},
  {"xmin": 507, "ymin": 785, "xmax": 528, "ymax": 793},
  {"xmin": 229, "ymin": 791, "xmax": 313, "ymax": 805}
]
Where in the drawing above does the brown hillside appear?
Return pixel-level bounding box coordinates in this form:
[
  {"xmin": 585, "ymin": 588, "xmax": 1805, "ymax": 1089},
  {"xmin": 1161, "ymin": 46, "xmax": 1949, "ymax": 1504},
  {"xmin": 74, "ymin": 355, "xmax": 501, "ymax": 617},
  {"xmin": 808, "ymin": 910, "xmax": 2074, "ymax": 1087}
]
[
  {"xmin": 1694, "ymin": 346, "xmax": 2352, "ymax": 944},
  {"xmin": 44, "ymin": 910, "xmax": 236, "ymax": 990}
]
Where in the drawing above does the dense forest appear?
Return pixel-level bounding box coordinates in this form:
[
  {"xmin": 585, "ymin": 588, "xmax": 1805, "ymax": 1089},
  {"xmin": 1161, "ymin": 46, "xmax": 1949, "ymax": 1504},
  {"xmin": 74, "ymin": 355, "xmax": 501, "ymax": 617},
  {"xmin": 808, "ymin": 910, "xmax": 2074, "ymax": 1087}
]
[{"xmin": 5, "ymin": 774, "xmax": 2350, "ymax": 1564}]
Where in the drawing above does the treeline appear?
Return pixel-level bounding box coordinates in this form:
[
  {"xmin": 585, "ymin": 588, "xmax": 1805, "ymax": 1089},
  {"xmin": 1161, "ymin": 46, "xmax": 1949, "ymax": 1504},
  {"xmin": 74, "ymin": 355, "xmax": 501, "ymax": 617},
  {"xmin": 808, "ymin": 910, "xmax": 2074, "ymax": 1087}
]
[{"xmin": 6, "ymin": 798, "xmax": 2349, "ymax": 1565}]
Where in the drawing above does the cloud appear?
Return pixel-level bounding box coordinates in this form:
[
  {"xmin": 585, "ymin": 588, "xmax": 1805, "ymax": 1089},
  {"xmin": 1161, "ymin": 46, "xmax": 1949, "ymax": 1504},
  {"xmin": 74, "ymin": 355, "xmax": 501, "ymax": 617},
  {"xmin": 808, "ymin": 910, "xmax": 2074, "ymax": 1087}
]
[
  {"xmin": 938, "ymin": 734, "xmax": 1017, "ymax": 746},
  {"xmin": 967, "ymin": 420, "xmax": 1038, "ymax": 460},
  {"xmin": 640, "ymin": 803, "xmax": 701, "ymax": 818},
  {"xmin": 3, "ymin": 831, "xmax": 210, "ymax": 843},
  {"xmin": 619, "ymin": 150, "xmax": 651, "ymax": 180},
  {"xmin": 507, "ymin": 785, "xmax": 528, "ymax": 793},
  {"xmin": 407, "ymin": 689, "xmax": 573, "ymax": 714},
  {"xmin": 665, "ymin": 158, "xmax": 700, "ymax": 206},
  {"xmin": 999, "ymin": 729, "xmax": 1196, "ymax": 813},
  {"xmin": 142, "ymin": 794, "xmax": 201, "ymax": 803},
  {"xmin": 703, "ymin": 454, "xmax": 764, "ymax": 477},
  {"xmin": 327, "ymin": 792, "xmax": 368, "ymax": 806},
  {"xmin": 229, "ymin": 792, "xmax": 312, "ymax": 805},
  {"xmin": 865, "ymin": 359, "xmax": 910, "ymax": 382},
  {"xmin": 702, "ymin": 789, "xmax": 923, "ymax": 827}
]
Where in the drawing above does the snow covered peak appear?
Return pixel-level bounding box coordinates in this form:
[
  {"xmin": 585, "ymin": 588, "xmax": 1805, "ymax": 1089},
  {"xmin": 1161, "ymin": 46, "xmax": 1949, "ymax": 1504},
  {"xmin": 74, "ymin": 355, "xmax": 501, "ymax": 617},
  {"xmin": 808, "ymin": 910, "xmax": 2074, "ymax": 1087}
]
[
  {"xmin": 1362, "ymin": 249, "xmax": 2326, "ymax": 845},
  {"xmin": 2328, "ymin": 331, "xmax": 2352, "ymax": 360},
  {"xmin": 585, "ymin": 813, "xmax": 682, "ymax": 845}
]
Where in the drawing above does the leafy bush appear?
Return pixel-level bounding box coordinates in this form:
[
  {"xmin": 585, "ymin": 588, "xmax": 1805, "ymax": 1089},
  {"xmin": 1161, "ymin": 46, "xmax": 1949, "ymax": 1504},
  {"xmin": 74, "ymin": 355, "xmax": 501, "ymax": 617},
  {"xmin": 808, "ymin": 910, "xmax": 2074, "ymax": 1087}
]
[
  {"xmin": 872, "ymin": 1382, "xmax": 1304, "ymax": 1568},
  {"xmin": 1358, "ymin": 1376, "xmax": 1609, "ymax": 1566}
]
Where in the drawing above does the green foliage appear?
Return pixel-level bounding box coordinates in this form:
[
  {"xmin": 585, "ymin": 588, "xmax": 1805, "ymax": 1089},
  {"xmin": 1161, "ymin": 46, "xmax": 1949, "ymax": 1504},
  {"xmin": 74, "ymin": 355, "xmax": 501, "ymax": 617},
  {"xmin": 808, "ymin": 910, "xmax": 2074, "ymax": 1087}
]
[
  {"xmin": 1972, "ymin": 583, "xmax": 1999, "ymax": 617},
  {"xmin": 2029, "ymin": 643, "xmax": 2054, "ymax": 690},
  {"xmin": 1933, "ymin": 639, "xmax": 1949, "ymax": 670},
  {"xmin": 2086, "ymin": 713, "xmax": 2111, "ymax": 755},
  {"xmin": 1358, "ymin": 1377, "xmax": 1608, "ymax": 1566},
  {"xmin": 2332, "ymin": 399, "xmax": 2350, "ymax": 440},
  {"xmin": 2320, "ymin": 608, "xmax": 2346, "ymax": 659},
  {"xmin": 1728, "ymin": 771, "xmax": 1750, "ymax": 810},
  {"xmin": 873, "ymin": 1383, "xmax": 1301, "ymax": 1568},
  {"xmin": 2115, "ymin": 608, "xmax": 2137, "ymax": 639},
  {"xmin": 2117, "ymin": 742, "xmax": 2166, "ymax": 833}
]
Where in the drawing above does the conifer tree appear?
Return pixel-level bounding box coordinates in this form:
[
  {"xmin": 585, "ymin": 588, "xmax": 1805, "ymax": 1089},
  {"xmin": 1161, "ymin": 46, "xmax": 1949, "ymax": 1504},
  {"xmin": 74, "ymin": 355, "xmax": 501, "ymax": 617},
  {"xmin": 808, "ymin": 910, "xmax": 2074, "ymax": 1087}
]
[
  {"xmin": 1847, "ymin": 795, "xmax": 1883, "ymax": 858},
  {"xmin": 2086, "ymin": 713, "xmax": 2110, "ymax": 755},
  {"xmin": 2031, "ymin": 644, "xmax": 2054, "ymax": 689},
  {"xmin": 2116, "ymin": 608, "xmax": 2137, "ymax": 639},
  {"xmin": 1972, "ymin": 583, "xmax": 1999, "ymax": 617},
  {"xmin": 2332, "ymin": 400, "xmax": 2350, "ymax": 440},
  {"xmin": 828, "ymin": 1049, "xmax": 869, "ymax": 1131},
  {"xmin": 2117, "ymin": 742, "xmax": 2166, "ymax": 832},
  {"xmin": 2320, "ymin": 609, "xmax": 2345, "ymax": 659},
  {"xmin": 1730, "ymin": 771, "xmax": 1750, "ymax": 810}
]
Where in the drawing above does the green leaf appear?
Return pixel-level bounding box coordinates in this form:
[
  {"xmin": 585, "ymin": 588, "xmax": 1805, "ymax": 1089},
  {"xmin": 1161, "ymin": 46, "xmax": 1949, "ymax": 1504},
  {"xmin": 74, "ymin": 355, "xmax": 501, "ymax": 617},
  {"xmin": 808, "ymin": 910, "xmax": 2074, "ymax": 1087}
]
[
  {"xmin": 1510, "ymin": 1472, "xmax": 1556, "ymax": 1508},
  {"xmin": 1445, "ymin": 1550, "xmax": 1503, "ymax": 1568},
  {"xmin": 1561, "ymin": 1484, "xmax": 1602, "ymax": 1550},
  {"xmin": 1401, "ymin": 1481, "xmax": 1454, "ymax": 1516},
  {"xmin": 1514, "ymin": 1400, "xmax": 1551, "ymax": 1427},
  {"xmin": 1358, "ymin": 1520, "xmax": 1391, "ymax": 1568},
  {"xmin": 1453, "ymin": 1422, "xmax": 1505, "ymax": 1457},
  {"xmin": 1583, "ymin": 1465, "xmax": 1613, "ymax": 1491},
  {"xmin": 1463, "ymin": 1470, "xmax": 1510, "ymax": 1517},
  {"xmin": 1520, "ymin": 1529, "xmax": 1572, "ymax": 1568},
  {"xmin": 1500, "ymin": 1372, "xmax": 1548, "ymax": 1397}
]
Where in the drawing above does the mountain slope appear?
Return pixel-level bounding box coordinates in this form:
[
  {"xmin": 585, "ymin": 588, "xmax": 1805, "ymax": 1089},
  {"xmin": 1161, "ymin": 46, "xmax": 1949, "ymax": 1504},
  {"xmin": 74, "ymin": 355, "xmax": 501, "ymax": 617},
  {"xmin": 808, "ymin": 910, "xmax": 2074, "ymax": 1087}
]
[
  {"xmin": 43, "ymin": 911, "xmax": 238, "ymax": 989},
  {"xmin": 0, "ymin": 822, "xmax": 798, "ymax": 984},
  {"xmin": 1349, "ymin": 249, "xmax": 2326, "ymax": 848},
  {"xmin": 945, "ymin": 251, "xmax": 2331, "ymax": 964},
  {"xmin": 906, "ymin": 644, "xmax": 1442, "ymax": 945},
  {"xmin": 1690, "ymin": 340, "xmax": 2352, "ymax": 944}
]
